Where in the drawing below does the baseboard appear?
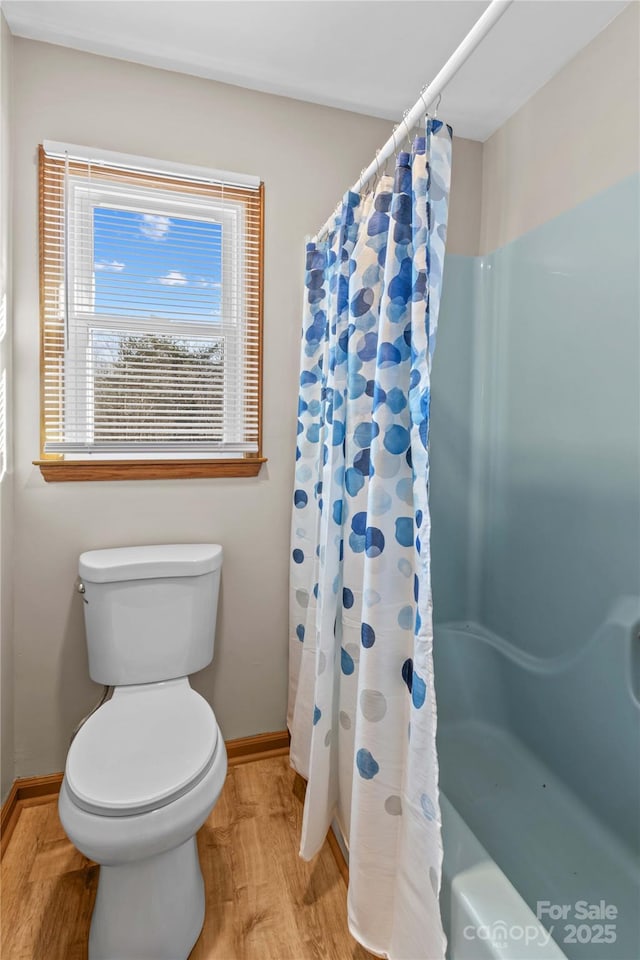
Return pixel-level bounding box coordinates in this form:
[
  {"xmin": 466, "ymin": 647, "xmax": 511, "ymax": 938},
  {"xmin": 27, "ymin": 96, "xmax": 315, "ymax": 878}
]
[
  {"xmin": 0, "ymin": 782, "xmax": 19, "ymax": 858},
  {"xmin": 226, "ymin": 729, "xmax": 290, "ymax": 765},
  {"xmin": 1, "ymin": 729, "xmax": 290, "ymax": 858},
  {"xmin": 0, "ymin": 772, "xmax": 65, "ymax": 857},
  {"xmin": 326, "ymin": 824, "xmax": 349, "ymax": 885}
]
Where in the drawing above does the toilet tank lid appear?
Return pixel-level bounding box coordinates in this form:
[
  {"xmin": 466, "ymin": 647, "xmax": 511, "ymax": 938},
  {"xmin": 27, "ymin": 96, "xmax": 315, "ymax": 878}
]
[{"xmin": 79, "ymin": 544, "xmax": 223, "ymax": 583}]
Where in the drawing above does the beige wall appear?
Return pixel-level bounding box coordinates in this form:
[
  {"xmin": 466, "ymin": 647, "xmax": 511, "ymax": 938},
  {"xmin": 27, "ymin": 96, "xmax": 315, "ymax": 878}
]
[
  {"xmin": 449, "ymin": 136, "xmax": 483, "ymax": 257},
  {"xmin": 1, "ymin": 12, "xmax": 14, "ymax": 801},
  {"xmin": 9, "ymin": 37, "xmax": 481, "ymax": 778},
  {"xmin": 480, "ymin": 2, "xmax": 640, "ymax": 254}
]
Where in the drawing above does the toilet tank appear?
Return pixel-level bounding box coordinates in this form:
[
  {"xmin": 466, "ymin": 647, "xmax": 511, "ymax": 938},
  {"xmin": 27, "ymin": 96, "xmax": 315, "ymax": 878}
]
[{"xmin": 78, "ymin": 544, "xmax": 223, "ymax": 686}]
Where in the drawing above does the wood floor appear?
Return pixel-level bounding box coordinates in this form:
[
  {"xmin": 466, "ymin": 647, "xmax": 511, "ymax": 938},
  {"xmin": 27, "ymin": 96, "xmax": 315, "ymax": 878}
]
[{"xmin": 1, "ymin": 756, "xmax": 373, "ymax": 960}]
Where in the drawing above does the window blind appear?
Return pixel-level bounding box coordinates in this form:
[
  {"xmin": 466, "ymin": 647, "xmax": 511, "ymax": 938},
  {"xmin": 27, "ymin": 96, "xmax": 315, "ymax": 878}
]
[{"xmin": 40, "ymin": 143, "xmax": 263, "ymax": 458}]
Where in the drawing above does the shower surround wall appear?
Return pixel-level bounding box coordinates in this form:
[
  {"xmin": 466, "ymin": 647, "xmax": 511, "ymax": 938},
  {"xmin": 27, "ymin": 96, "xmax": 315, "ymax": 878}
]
[
  {"xmin": 430, "ymin": 4, "xmax": 639, "ymax": 953},
  {"xmin": 433, "ymin": 172, "xmax": 640, "ymax": 818},
  {"xmin": 432, "ymin": 2, "xmax": 640, "ymax": 636}
]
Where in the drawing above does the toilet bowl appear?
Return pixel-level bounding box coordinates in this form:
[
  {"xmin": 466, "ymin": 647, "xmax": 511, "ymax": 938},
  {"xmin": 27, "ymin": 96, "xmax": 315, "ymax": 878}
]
[{"xmin": 59, "ymin": 544, "xmax": 226, "ymax": 960}]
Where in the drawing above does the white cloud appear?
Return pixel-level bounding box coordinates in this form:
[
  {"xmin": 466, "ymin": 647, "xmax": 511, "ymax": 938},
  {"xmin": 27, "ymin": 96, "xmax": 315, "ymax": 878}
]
[
  {"xmin": 94, "ymin": 260, "xmax": 125, "ymax": 272},
  {"xmin": 158, "ymin": 271, "xmax": 187, "ymax": 286},
  {"xmin": 195, "ymin": 276, "xmax": 222, "ymax": 289},
  {"xmin": 139, "ymin": 214, "xmax": 170, "ymax": 240}
]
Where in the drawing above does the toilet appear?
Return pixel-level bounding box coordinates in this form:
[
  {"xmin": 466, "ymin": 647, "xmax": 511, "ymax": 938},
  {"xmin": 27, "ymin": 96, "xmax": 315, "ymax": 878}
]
[{"xmin": 58, "ymin": 544, "xmax": 227, "ymax": 960}]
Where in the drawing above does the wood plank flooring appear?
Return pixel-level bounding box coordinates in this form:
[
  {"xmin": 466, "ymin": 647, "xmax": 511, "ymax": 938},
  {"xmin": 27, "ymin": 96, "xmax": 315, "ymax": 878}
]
[{"xmin": 1, "ymin": 756, "xmax": 373, "ymax": 960}]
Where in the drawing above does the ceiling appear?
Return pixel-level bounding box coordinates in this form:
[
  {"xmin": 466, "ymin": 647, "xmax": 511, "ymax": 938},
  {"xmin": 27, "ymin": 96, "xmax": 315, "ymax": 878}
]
[{"xmin": 2, "ymin": 0, "xmax": 630, "ymax": 141}]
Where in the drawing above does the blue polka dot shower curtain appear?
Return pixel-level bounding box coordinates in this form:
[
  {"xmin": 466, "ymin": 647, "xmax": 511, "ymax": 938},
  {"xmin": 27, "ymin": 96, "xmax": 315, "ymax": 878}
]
[{"xmin": 288, "ymin": 119, "xmax": 452, "ymax": 960}]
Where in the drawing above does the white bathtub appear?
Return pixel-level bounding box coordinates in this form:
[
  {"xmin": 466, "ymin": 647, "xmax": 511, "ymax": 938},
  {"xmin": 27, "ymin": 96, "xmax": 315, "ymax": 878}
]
[
  {"xmin": 435, "ymin": 614, "xmax": 640, "ymax": 960},
  {"xmin": 440, "ymin": 794, "xmax": 565, "ymax": 960}
]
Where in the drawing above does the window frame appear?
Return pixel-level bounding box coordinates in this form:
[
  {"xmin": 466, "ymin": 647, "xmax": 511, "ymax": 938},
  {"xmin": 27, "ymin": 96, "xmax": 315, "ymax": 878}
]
[{"xmin": 36, "ymin": 145, "xmax": 266, "ymax": 482}]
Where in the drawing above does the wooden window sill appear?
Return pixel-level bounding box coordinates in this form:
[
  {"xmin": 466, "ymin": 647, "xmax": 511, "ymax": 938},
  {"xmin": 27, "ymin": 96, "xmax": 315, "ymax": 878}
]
[{"xmin": 34, "ymin": 458, "xmax": 267, "ymax": 482}]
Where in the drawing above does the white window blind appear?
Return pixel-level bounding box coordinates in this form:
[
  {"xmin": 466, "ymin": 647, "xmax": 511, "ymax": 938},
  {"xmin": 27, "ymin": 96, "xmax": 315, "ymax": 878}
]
[{"xmin": 40, "ymin": 143, "xmax": 263, "ymax": 459}]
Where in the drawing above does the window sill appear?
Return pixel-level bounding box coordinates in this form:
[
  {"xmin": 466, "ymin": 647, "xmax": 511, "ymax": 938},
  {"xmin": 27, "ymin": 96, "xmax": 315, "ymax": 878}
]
[{"xmin": 34, "ymin": 458, "xmax": 267, "ymax": 482}]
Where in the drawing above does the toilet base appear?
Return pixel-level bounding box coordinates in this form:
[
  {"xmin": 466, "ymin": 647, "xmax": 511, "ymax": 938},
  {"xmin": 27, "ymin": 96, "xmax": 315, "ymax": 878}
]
[{"xmin": 89, "ymin": 836, "xmax": 205, "ymax": 960}]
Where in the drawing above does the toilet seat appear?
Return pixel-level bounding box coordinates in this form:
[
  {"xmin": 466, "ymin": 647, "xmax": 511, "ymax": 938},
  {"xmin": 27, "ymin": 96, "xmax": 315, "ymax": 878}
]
[{"xmin": 65, "ymin": 679, "xmax": 218, "ymax": 817}]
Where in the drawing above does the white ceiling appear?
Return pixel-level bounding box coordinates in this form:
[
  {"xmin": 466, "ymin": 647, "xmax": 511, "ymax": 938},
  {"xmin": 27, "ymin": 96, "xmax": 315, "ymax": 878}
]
[{"xmin": 2, "ymin": 0, "xmax": 630, "ymax": 141}]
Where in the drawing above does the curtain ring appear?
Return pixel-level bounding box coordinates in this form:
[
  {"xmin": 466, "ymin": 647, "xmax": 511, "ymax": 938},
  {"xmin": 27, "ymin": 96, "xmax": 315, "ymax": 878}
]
[
  {"xmin": 386, "ymin": 126, "xmax": 400, "ymax": 176},
  {"xmin": 402, "ymin": 110, "xmax": 413, "ymax": 150},
  {"xmin": 373, "ymin": 149, "xmax": 382, "ymax": 190},
  {"xmin": 432, "ymin": 92, "xmax": 442, "ymax": 118},
  {"xmin": 360, "ymin": 163, "xmax": 373, "ymax": 196}
]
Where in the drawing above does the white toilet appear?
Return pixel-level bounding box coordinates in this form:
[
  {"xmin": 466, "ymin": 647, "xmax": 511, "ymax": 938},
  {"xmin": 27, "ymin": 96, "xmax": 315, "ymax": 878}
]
[{"xmin": 59, "ymin": 543, "xmax": 228, "ymax": 960}]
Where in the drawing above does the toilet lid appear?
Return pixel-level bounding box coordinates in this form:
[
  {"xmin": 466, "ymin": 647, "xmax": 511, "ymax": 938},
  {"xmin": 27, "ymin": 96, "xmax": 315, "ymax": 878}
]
[{"xmin": 65, "ymin": 679, "xmax": 219, "ymax": 817}]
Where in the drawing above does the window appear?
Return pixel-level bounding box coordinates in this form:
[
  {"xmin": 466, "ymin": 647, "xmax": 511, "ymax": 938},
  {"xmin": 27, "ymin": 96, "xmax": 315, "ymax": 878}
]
[{"xmin": 37, "ymin": 142, "xmax": 264, "ymax": 481}]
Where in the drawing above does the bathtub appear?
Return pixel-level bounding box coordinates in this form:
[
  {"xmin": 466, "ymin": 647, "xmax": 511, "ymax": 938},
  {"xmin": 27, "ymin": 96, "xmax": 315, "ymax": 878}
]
[
  {"xmin": 440, "ymin": 794, "xmax": 564, "ymax": 960},
  {"xmin": 434, "ymin": 605, "xmax": 640, "ymax": 960}
]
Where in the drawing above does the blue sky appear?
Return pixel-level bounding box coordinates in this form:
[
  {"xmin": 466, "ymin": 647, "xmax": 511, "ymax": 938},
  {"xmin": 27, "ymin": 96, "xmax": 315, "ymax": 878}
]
[{"xmin": 93, "ymin": 208, "xmax": 223, "ymax": 322}]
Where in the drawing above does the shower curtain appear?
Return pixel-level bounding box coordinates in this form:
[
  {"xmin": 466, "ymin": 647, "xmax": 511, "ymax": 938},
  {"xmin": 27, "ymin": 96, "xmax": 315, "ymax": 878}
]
[{"xmin": 288, "ymin": 119, "xmax": 452, "ymax": 960}]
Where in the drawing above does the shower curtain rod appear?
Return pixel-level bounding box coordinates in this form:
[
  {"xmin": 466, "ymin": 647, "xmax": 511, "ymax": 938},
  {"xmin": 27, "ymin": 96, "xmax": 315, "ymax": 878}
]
[{"xmin": 312, "ymin": 0, "xmax": 513, "ymax": 243}]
